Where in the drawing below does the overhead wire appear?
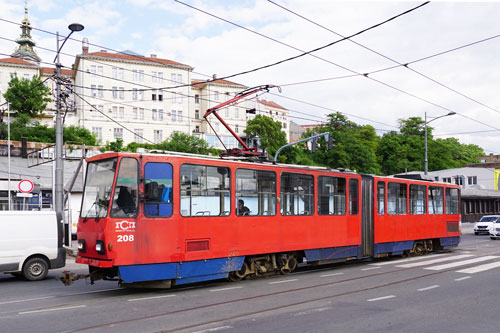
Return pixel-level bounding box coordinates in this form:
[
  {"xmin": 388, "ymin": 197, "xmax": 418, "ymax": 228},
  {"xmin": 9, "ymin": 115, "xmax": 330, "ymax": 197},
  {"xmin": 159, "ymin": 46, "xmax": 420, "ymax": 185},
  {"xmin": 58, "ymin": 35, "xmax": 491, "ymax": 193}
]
[
  {"xmin": 176, "ymin": 1, "xmax": 500, "ymax": 133},
  {"xmin": 267, "ymin": 0, "xmax": 500, "ymax": 115}
]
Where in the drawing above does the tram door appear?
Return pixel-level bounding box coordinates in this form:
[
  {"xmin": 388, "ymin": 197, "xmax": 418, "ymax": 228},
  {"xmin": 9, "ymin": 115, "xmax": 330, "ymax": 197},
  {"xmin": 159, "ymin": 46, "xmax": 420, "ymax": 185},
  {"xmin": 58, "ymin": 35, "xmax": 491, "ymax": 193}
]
[{"xmin": 361, "ymin": 176, "xmax": 374, "ymax": 257}]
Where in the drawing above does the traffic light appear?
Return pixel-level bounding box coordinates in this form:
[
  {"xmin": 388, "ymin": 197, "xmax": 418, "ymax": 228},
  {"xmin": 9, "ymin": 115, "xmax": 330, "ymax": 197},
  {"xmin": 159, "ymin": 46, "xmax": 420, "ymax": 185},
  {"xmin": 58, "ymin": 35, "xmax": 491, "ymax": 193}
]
[{"xmin": 311, "ymin": 138, "xmax": 318, "ymax": 153}]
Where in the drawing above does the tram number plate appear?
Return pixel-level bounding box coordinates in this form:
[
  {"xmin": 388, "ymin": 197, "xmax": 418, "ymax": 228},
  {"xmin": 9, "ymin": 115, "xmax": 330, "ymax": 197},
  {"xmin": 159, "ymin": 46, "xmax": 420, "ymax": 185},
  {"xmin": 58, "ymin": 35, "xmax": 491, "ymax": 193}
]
[{"xmin": 117, "ymin": 234, "xmax": 135, "ymax": 242}]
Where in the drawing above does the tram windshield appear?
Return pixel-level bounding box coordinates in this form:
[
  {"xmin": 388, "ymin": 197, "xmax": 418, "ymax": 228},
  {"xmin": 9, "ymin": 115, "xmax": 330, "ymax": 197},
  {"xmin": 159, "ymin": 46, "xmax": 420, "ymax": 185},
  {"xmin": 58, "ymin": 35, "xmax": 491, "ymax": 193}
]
[{"xmin": 80, "ymin": 158, "xmax": 117, "ymax": 218}]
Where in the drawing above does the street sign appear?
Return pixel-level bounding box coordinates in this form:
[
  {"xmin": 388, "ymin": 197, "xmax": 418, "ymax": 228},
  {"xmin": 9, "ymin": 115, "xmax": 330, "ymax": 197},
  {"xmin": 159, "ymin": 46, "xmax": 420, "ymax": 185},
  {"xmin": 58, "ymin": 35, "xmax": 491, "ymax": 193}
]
[
  {"xmin": 16, "ymin": 192, "xmax": 33, "ymax": 198},
  {"xmin": 18, "ymin": 179, "xmax": 34, "ymax": 193}
]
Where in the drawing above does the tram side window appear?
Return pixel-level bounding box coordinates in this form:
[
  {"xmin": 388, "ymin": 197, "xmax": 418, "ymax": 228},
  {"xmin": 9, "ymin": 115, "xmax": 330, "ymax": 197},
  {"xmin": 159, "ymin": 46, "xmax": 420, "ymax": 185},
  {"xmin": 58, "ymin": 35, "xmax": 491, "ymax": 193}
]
[
  {"xmin": 111, "ymin": 158, "xmax": 139, "ymax": 218},
  {"xmin": 445, "ymin": 188, "xmax": 459, "ymax": 214},
  {"xmin": 349, "ymin": 179, "xmax": 359, "ymax": 215},
  {"xmin": 377, "ymin": 181, "xmax": 385, "ymax": 215},
  {"xmin": 180, "ymin": 164, "xmax": 230, "ymax": 217},
  {"xmin": 236, "ymin": 169, "xmax": 276, "ymax": 216},
  {"xmin": 428, "ymin": 186, "xmax": 444, "ymax": 214},
  {"xmin": 144, "ymin": 162, "xmax": 173, "ymax": 217},
  {"xmin": 387, "ymin": 183, "xmax": 407, "ymax": 215},
  {"xmin": 318, "ymin": 176, "xmax": 346, "ymax": 215},
  {"xmin": 409, "ymin": 184, "xmax": 426, "ymax": 215},
  {"xmin": 281, "ymin": 173, "xmax": 314, "ymax": 216}
]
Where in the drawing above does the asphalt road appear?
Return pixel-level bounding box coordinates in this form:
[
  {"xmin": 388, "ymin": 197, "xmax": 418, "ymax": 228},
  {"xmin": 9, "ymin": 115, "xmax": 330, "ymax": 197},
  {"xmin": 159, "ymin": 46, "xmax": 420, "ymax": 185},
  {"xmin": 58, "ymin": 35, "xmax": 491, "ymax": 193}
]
[{"xmin": 1, "ymin": 223, "xmax": 499, "ymax": 333}]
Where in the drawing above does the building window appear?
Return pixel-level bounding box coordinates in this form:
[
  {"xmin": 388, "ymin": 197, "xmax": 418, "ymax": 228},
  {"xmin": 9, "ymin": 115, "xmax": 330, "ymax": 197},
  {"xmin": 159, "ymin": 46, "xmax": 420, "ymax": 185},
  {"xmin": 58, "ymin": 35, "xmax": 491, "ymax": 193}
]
[
  {"xmin": 159, "ymin": 109, "xmax": 164, "ymax": 121},
  {"xmin": 171, "ymin": 110, "xmax": 177, "ymax": 122},
  {"xmin": 214, "ymin": 91, "xmax": 219, "ymax": 101},
  {"xmin": 112, "ymin": 106, "xmax": 118, "ymax": 118},
  {"xmin": 152, "ymin": 71, "xmax": 158, "ymax": 83},
  {"xmin": 133, "ymin": 108, "xmax": 138, "ymax": 119},
  {"xmin": 119, "ymin": 87, "xmax": 124, "ymax": 99},
  {"xmin": 112, "ymin": 67, "xmax": 117, "ymax": 79},
  {"xmin": 98, "ymin": 85, "xmax": 104, "ymax": 98},
  {"xmin": 468, "ymin": 176, "xmax": 477, "ymax": 185},
  {"xmin": 177, "ymin": 111, "xmax": 182, "ymax": 122},
  {"xmin": 90, "ymin": 65, "xmax": 96, "ymax": 74},
  {"xmin": 113, "ymin": 128, "xmax": 123, "ymax": 139},
  {"xmin": 97, "ymin": 66, "xmax": 103, "ymax": 76},
  {"xmin": 195, "ymin": 94, "xmax": 200, "ymax": 103},
  {"xmin": 112, "ymin": 86, "xmax": 117, "ymax": 99},
  {"xmin": 195, "ymin": 109, "xmax": 200, "ymax": 119},
  {"xmin": 138, "ymin": 108, "xmax": 144, "ymax": 120},
  {"xmin": 158, "ymin": 90, "xmax": 163, "ymax": 101},
  {"xmin": 138, "ymin": 70, "xmax": 144, "ymax": 81},
  {"xmin": 92, "ymin": 127, "xmax": 102, "ymax": 140},
  {"xmin": 152, "ymin": 109, "xmax": 158, "ymax": 120},
  {"xmin": 158, "ymin": 72, "xmax": 163, "ymax": 83},
  {"xmin": 152, "ymin": 89, "xmax": 157, "ymax": 101},
  {"xmin": 235, "ymin": 125, "xmax": 239, "ymax": 133},
  {"xmin": 138, "ymin": 90, "xmax": 144, "ymax": 100},
  {"xmin": 132, "ymin": 69, "xmax": 138, "ymax": 81},
  {"xmin": 119, "ymin": 107, "xmax": 124, "ymax": 119},
  {"xmin": 134, "ymin": 129, "xmax": 143, "ymax": 143},
  {"xmin": 91, "ymin": 85, "xmax": 97, "ymax": 97},
  {"xmin": 154, "ymin": 130, "xmax": 162, "ymax": 143},
  {"xmin": 132, "ymin": 88, "xmax": 137, "ymax": 100}
]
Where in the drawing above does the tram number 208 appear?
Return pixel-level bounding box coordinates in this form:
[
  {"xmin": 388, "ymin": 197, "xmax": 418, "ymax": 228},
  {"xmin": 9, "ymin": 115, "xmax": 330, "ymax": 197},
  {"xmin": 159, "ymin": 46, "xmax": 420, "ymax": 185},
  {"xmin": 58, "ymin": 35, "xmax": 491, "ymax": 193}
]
[{"xmin": 117, "ymin": 234, "xmax": 135, "ymax": 242}]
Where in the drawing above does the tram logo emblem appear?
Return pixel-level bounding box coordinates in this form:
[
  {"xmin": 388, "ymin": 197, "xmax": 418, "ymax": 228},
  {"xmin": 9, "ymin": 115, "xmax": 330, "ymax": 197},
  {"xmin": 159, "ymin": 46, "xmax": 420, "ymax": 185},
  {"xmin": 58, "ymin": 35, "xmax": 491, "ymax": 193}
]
[{"xmin": 115, "ymin": 220, "xmax": 136, "ymax": 232}]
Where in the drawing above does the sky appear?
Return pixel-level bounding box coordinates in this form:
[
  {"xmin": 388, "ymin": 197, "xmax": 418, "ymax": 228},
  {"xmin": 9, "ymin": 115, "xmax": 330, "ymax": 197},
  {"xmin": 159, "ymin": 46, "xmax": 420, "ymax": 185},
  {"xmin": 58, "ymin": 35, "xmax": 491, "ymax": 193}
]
[{"xmin": 0, "ymin": 0, "xmax": 499, "ymax": 156}]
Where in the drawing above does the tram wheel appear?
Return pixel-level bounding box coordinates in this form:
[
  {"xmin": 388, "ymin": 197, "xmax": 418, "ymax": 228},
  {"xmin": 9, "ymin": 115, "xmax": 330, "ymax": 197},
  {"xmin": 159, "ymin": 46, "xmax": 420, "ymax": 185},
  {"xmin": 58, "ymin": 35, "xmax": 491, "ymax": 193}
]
[{"xmin": 229, "ymin": 262, "xmax": 249, "ymax": 281}]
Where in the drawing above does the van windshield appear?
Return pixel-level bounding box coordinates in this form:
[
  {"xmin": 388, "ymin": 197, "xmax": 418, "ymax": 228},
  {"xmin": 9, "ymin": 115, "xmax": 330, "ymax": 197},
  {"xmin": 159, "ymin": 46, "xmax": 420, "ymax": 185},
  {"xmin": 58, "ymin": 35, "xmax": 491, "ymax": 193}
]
[{"xmin": 80, "ymin": 158, "xmax": 117, "ymax": 218}]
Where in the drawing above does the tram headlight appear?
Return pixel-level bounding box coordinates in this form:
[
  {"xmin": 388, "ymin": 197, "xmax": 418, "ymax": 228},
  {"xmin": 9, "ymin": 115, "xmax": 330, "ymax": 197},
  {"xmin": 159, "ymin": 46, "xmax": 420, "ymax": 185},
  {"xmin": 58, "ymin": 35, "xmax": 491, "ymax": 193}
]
[
  {"xmin": 96, "ymin": 240, "xmax": 106, "ymax": 255},
  {"xmin": 77, "ymin": 239, "xmax": 86, "ymax": 253}
]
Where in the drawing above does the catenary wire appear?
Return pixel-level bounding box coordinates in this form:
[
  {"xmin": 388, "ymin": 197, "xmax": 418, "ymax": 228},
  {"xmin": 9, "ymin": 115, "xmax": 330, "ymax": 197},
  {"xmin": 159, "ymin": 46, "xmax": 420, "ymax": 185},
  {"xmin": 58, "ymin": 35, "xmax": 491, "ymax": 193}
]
[{"xmin": 267, "ymin": 0, "xmax": 500, "ymax": 115}]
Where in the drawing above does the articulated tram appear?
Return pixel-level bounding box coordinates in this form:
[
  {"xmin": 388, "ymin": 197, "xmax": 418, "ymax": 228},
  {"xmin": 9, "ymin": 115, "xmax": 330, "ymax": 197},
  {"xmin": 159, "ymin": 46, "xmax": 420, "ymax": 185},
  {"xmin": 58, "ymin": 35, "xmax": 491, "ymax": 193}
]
[{"xmin": 62, "ymin": 152, "xmax": 461, "ymax": 287}]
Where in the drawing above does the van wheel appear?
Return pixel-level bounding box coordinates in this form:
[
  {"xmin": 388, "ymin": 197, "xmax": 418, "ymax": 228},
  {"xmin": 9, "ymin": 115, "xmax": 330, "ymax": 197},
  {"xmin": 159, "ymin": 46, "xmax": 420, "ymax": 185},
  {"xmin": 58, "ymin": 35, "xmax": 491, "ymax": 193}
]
[{"xmin": 23, "ymin": 257, "xmax": 49, "ymax": 281}]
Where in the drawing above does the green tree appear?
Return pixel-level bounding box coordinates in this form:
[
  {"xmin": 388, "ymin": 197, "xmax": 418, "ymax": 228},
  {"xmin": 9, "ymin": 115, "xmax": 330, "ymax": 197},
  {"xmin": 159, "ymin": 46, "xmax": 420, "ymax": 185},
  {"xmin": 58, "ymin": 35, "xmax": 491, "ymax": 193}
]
[
  {"xmin": 308, "ymin": 113, "xmax": 380, "ymax": 174},
  {"xmin": 2, "ymin": 75, "xmax": 52, "ymax": 122},
  {"xmin": 64, "ymin": 126, "xmax": 98, "ymax": 146},
  {"xmin": 244, "ymin": 115, "xmax": 287, "ymax": 159},
  {"xmin": 156, "ymin": 132, "xmax": 216, "ymax": 155}
]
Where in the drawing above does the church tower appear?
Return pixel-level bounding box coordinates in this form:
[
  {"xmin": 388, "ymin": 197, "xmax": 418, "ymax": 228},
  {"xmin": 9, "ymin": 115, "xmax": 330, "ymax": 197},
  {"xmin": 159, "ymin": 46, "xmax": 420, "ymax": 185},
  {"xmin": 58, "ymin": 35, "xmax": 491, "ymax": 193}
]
[{"xmin": 11, "ymin": 0, "xmax": 41, "ymax": 64}]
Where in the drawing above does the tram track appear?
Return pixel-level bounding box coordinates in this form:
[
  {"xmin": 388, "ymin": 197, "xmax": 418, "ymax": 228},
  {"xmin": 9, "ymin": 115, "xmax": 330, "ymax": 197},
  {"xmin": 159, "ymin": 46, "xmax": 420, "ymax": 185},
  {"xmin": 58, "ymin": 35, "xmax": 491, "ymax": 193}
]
[
  {"xmin": 59, "ymin": 266, "xmax": 462, "ymax": 333},
  {"xmin": 3, "ymin": 250, "xmax": 479, "ymax": 332}
]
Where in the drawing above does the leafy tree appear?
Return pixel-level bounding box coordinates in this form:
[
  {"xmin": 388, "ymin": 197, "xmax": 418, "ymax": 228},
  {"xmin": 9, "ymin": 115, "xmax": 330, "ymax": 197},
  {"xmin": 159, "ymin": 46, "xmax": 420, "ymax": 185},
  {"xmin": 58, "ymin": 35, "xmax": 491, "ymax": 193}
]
[
  {"xmin": 1, "ymin": 75, "xmax": 52, "ymax": 122},
  {"xmin": 64, "ymin": 126, "xmax": 98, "ymax": 146},
  {"xmin": 308, "ymin": 113, "xmax": 380, "ymax": 174},
  {"xmin": 244, "ymin": 115, "xmax": 288, "ymax": 159},
  {"xmin": 155, "ymin": 132, "xmax": 218, "ymax": 155},
  {"xmin": 106, "ymin": 138, "xmax": 124, "ymax": 152}
]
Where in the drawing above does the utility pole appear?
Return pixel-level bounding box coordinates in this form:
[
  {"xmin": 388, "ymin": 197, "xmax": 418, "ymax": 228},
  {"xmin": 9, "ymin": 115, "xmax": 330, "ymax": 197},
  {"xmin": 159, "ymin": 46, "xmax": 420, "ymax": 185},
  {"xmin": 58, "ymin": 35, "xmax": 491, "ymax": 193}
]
[{"xmin": 54, "ymin": 24, "xmax": 84, "ymax": 245}]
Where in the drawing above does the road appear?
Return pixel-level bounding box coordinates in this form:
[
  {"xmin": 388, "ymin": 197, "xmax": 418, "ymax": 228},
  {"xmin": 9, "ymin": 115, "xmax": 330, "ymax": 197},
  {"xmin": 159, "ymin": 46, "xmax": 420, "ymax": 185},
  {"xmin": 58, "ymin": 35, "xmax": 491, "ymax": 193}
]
[{"xmin": 1, "ymin": 223, "xmax": 499, "ymax": 333}]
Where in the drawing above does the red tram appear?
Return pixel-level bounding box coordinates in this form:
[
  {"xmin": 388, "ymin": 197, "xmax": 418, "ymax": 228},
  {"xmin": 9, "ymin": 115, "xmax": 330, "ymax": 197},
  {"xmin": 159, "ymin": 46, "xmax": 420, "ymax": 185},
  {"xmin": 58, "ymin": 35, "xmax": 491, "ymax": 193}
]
[{"xmin": 66, "ymin": 152, "xmax": 461, "ymax": 287}]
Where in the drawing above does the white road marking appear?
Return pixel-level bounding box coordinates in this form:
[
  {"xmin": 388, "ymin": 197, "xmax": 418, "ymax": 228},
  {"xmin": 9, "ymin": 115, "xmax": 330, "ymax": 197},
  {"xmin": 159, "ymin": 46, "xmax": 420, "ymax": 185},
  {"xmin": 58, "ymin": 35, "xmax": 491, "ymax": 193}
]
[
  {"xmin": 0, "ymin": 296, "xmax": 55, "ymax": 305},
  {"xmin": 418, "ymin": 285, "xmax": 440, "ymax": 291},
  {"xmin": 127, "ymin": 294, "xmax": 176, "ymax": 302},
  {"xmin": 424, "ymin": 256, "xmax": 499, "ymax": 271},
  {"xmin": 18, "ymin": 305, "xmax": 86, "ymax": 315},
  {"xmin": 191, "ymin": 326, "xmax": 234, "ymax": 333},
  {"xmin": 370, "ymin": 253, "xmax": 450, "ymax": 266},
  {"xmin": 293, "ymin": 307, "xmax": 332, "ymax": 316},
  {"xmin": 209, "ymin": 286, "xmax": 243, "ymax": 292},
  {"xmin": 367, "ymin": 295, "xmax": 396, "ymax": 302},
  {"xmin": 320, "ymin": 272, "xmax": 344, "ymax": 277},
  {"xmin": 455, "ymin": 276, "xmax": 471, "ymax": 281},
  {"xmin": 456, "ymin": 261, "xmax": 500, "ymax": 274},
  {"xmin": 361, "ymin": 267, "xmax": 380, "ymax": 271},
  {"xmin": 269, "ymin": 279, "xmax": 298, "ymax": 285},
  {"xmin": 396, "ymin": 254, "xmax": 474, "ymax": 268}
]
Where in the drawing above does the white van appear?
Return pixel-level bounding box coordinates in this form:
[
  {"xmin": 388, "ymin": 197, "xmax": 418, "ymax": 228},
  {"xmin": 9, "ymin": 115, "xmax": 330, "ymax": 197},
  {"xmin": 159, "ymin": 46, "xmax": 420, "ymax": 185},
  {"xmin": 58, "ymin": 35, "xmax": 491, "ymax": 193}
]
[{"xmin": 0, "ymin": 211, "xmax": 66, "ymax": 280}]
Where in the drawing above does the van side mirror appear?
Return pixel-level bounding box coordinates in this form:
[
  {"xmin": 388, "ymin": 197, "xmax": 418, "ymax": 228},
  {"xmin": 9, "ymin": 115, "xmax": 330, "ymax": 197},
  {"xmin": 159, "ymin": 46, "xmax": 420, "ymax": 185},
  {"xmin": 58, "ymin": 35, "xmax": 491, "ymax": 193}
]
[{"xmin": 144, "ymin": 182, "xmax": 159, "ymax": 200}]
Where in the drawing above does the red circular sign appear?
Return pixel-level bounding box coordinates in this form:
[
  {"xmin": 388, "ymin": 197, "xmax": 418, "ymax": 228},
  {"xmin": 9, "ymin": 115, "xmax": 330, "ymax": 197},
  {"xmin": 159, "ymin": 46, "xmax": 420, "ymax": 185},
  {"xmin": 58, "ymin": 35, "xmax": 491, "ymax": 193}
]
[{"xmin": 18, "ymin": 179, "xmax": 34, "ymax": 193}]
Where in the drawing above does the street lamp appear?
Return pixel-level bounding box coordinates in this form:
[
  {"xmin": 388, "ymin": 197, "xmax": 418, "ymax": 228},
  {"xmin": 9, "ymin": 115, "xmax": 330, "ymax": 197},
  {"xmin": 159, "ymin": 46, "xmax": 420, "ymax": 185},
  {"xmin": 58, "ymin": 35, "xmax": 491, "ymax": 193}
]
[
  {"xmin": 424, "ymin": 111, "xmax": 456, "ymax": 175},
  {"xmin": 54, "ymin": 23, "xmax": 84, "ymax": 246}
]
